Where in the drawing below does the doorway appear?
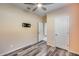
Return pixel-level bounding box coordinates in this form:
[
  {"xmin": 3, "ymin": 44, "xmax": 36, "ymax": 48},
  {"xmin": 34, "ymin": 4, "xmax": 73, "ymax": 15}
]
[{"xmin": 37, "ymin": 22, "xmax": 47, "ymax": 42}]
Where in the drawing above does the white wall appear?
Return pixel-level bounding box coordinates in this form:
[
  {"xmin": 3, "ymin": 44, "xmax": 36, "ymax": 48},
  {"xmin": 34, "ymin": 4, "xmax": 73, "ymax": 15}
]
[{"xmin": 0, "ymin": 4, "xmax": 42, "ymax": 55}]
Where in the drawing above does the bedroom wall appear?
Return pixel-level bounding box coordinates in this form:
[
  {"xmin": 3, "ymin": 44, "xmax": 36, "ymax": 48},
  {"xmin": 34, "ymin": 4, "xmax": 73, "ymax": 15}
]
[
  {"xmin": 69, "ymin": 4, "xmax": 79, "ymax": 54},
  {"xmin": 47, "ymin": 4, "xmax": 79, "ymax": 54},
  {"xmin": 0, "ymin": 4, "xmax": 42, "ymax": 55}
]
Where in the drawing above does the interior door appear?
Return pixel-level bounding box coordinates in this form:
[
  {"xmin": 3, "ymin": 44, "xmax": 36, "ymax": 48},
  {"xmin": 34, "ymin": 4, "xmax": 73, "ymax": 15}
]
[
  {"xmin": 54, "ymin": 15, "xmax": 69, "ymax": 50},
  {"xmin": 37, "ymin": 22, "xmax": 44, "ymax": 42},
  {"xmin": 43, "ymin": 23, "xmax": 47, "ymax": 41}
]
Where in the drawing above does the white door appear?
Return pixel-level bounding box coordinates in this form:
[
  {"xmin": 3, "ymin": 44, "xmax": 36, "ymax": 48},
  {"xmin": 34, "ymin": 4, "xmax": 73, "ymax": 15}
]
[
  {"xmin": 43, "ymin": 23, "xmax": 47, "ymax": 41},
  {"xmin": 38, "ymin": 22, "xmax": 44, "ymax": 42},
  {"xmin": 54, "ymin": 16, "xmax": 69, "ymax": 50}
]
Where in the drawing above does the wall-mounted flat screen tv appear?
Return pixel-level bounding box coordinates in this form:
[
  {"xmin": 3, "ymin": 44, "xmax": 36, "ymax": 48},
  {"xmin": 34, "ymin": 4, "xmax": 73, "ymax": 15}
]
[{"xmin": 22, "ymin": 23, "xmax": 31, "ymax": 28}]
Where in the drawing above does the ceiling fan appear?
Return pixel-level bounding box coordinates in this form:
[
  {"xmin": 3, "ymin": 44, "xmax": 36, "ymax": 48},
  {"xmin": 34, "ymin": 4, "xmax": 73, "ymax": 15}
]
[{"xmin": 24, "ymin": 3, "xmax": 53, "ymax": 12}]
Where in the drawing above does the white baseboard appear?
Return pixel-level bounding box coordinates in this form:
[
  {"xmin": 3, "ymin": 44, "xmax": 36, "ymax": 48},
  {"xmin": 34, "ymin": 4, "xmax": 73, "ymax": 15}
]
[{"xmin": 69, "ymin": 50, "xmax": 79, "ymax": 55}]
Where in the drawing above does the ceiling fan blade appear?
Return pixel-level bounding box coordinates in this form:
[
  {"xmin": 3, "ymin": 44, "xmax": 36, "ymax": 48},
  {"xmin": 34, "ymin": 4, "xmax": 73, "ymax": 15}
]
[
  {"xmin": 24, "ymin": 3, "xmax": 36, "ymax": 5},
  {"xmin": 41, "ymin": 3, "xmax": 53, "ymax": 5},
  {"xmin": 32, "ymin": 7, "xmax": 37, "ymax": 12},
  {"xmin": 26, "ymin": 7, "xmax": 31, "ymax": 10},
  {"xmin": 42, "ymin": 7, "xmax": 47, "ymax": 11}
]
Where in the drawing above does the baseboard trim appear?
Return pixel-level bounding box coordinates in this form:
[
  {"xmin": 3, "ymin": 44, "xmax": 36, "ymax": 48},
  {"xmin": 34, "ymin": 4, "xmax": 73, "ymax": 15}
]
[{"xmin": 69, "ymin": 50, "xmax": 79, "ymax": 55}]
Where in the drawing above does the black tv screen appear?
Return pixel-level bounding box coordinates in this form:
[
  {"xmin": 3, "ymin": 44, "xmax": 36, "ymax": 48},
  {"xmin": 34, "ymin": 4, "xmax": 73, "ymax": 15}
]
[{"xmin": 22, "ymin": 23, "xmax": 31, "ymax": 28}]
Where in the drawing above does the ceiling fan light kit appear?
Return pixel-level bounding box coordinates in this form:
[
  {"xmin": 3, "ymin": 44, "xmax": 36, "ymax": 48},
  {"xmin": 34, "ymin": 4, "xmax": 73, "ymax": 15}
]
[
  {"xmin": 37, "ymin": 3, "xmax": 42, "ymax": 8},
  {"xmin": 24, "ymin": 3, "xmax": 51, "ymax": 12}
]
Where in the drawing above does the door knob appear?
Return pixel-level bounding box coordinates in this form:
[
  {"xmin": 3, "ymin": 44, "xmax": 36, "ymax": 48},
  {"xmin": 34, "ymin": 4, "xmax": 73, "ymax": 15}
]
[{"xmin": 56, "ymin": 34, "xmax": 58, "ymax": 36}]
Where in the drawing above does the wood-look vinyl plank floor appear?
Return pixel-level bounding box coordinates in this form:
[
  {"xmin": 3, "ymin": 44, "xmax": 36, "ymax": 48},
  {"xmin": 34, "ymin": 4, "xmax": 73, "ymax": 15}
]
[
  {"xmin": 3, "ymin": 41, "xmax": 79, "ymax": 56},
  {"xmin": 47, "ymin": 46, "xmax": 79, "ymax": 56}
]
